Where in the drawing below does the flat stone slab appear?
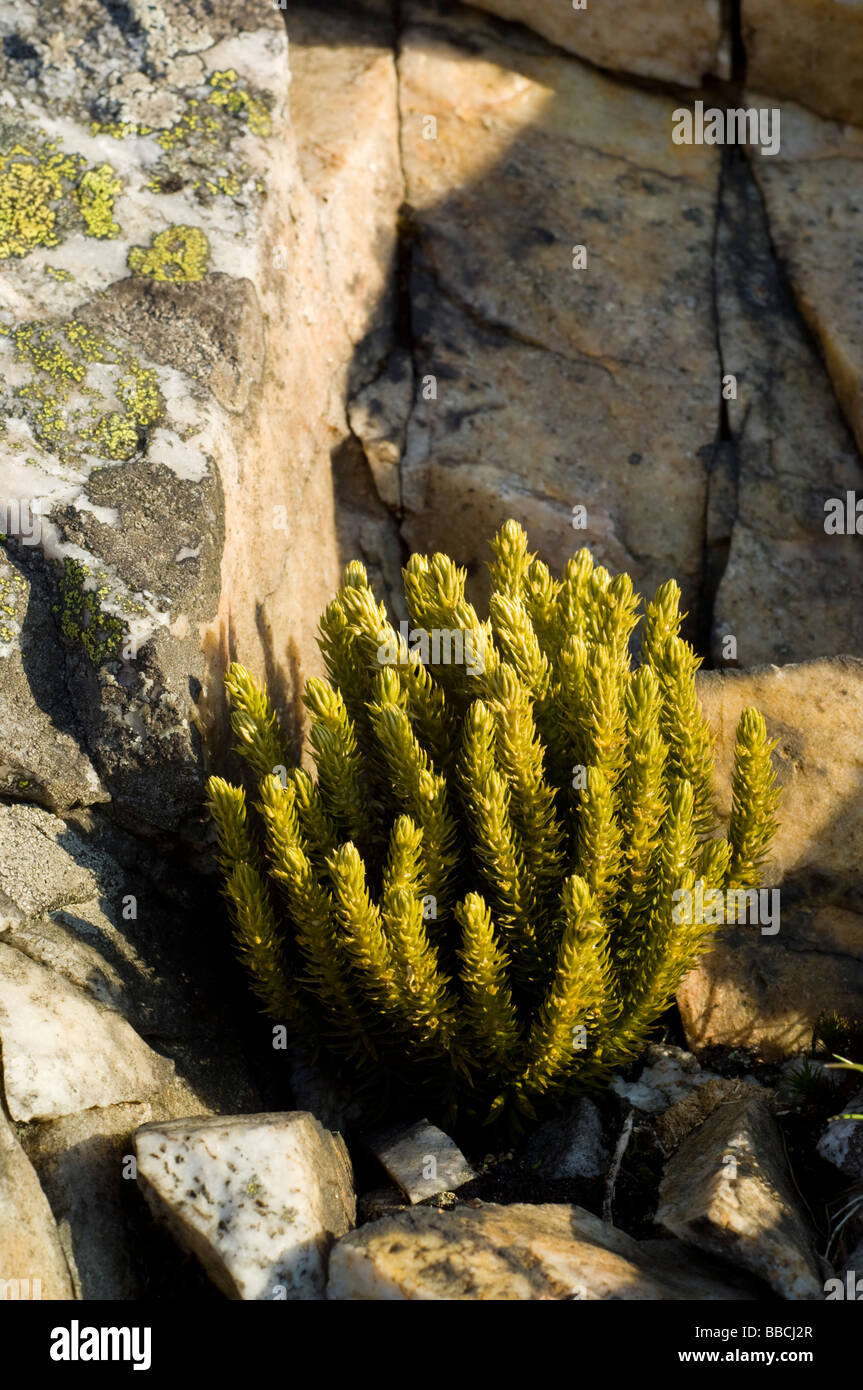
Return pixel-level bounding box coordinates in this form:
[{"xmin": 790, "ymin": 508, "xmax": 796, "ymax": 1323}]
[{"xmin": 367, "ymin": 1120, "xmax": 475, "ymax": 1203}]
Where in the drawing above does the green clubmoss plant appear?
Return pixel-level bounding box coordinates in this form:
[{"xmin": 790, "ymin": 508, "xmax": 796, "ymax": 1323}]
[{"xmin": 208, "ymin": 522, "xmax": 779, "ymax": 1130}]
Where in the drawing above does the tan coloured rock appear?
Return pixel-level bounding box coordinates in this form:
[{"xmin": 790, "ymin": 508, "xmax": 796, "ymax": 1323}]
[
  {"xmin": 288, "ymin": 3, "xmax": 403, "ymax": 383},
  {"xmin": 679, "ymin": 660, "xmax": 863, "ymax": 1057},
  {"xmin": 398, "ymin": 3, "xmax": 720, "ymax": 621},
  {"xmin": 711, "ymin": 158, "xmax": 863, "ymax": 666},
  {"xmin": 328, "ymin": 1202, "xmax": 757, "ymax": 1300},
  {"xmin": 201, "ymin": 3, "xmax": 405, "ymax": 770},
  {"xmin": 0, "ymin": 1111, "xmax": 74, "ymax": 1301},
  {"xmin": 657, "ymin": 1097, "xmax": 824, "ymax": 1300},
  {"xmin": 468, "ymin": 0, "xmax": 726, "ymax": 87},
  {"xmin": 743, "ymin": 0, "xmax": 863, "ymax": 127},
  {"xmin": 751, "ymin": 102, "xmax": 863, "ymax": 460}
]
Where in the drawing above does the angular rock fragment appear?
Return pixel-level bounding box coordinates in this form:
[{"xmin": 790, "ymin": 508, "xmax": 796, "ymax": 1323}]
[
  {"xmin": 135, "ymin": 1113, "xmax": 355, "ymax": 1301},
  {"xmin": 367, "ymin": 1119, "xmax": 475, "ymax": 1203},
  {"xmin": 610, "ymin": 1044, "xmax": 722, "ymax": 1114},
  {"xmin": 18, "ymin": 1061, "xmax": 260, "ymax": 1302},
  {"xmin": 657, "ymin": 1096, "xmax": 824, "ymax": 1300},
  {"xmin": 524, "ymin": 1097, "xmax": 608, "ymax": 1181},
  {"xmin": 328, "ymin": 1202, "xmax": 758, "ymax": 1300},
  {"xmin": 656, "ymin": 1079, "xmax": 768, "ymax": 1154}
]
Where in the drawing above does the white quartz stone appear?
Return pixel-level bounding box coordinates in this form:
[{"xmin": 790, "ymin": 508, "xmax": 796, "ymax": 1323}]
[{"xmin": 135, "ymin": 1112, "xmax": 355, "ymax": 1300}]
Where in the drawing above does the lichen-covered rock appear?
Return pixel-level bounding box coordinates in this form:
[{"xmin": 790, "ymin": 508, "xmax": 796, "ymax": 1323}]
[
  {"xmin": 0, "ymin": 0, "xmax": 403, "ymax": 835},
  {"xmin": 680, "ymin": 660, "xmax": 863, "ymax": 1057},
  {"xmin": 328, "ymin": 1203, "xmax": 758, "ymax": 1300},
  {"xmin": 135, "ymin": 1112, "xmax": 356, "ymax": 1300},
  {"xmin": 467, "ymin": 0, "xmax": 726, "ymax": 88},
  {"xmin": 0, "ymin": 0, "xmax": 272, "ymax": 832},
  {"xmin": 397, "ymin": 1, "xmax": 719, "ymax": 624},
  {"xmin": 0, "ymin": 1110, "xmax": 74, "ymax": 1301},
  {"xmin": 742, "ymin": 0, "xmax": 863, "ymax": 127},
  {"xmin": 657, "ymin": 1097, "xmax": 825, "ymax": 1300}
]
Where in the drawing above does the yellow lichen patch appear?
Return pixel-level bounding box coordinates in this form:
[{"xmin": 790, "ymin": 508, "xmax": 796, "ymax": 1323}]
[
  {"xmin": 55, "ymin": 557, "xmax": 126, "ymax": 666},
  {"xmin": 207, "ymin": 70, "xmax": 272, "ymax": 138},
  {"xmin": 3, "ymin": 318, "xmax": 165, "ymax": 465},
  {"xmin": 127, "ymin": 224, "xmax": 209, "ymax": 282},
  {"xmin": 129, "ymin": 70, "xmax": 274, "ymax": 200},
  {"xmin": 90, "ymin": 120, "xmax": 153, "ymax": 139},
  {"xmin": 74, "ymin": 164, "xmax": 122, "ymax": 239},
  {"xmin": 45, "ymin": 265, "xmax": 74, "ymax": 281},
  {"xmin": 0, "ymin": 562, "xmax": 27, "ymax": 646},
  {"xmin": 0, "ymin": 137, "xmax": 122, "ymax": 259}
]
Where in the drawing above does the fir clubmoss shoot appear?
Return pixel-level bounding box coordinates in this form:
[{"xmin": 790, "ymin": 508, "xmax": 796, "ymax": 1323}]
[{"xmin": 209, "ymin": 521, "xmax": 780, "ymax": 1132}]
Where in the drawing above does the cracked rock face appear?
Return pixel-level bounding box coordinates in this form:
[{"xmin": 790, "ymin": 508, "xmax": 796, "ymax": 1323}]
[
  {"xmin": 751, "ymin": 102, "xmax": 863, "ymax": 462},
  {"xmin": 397, "ymin": 1, "xmax": 719, "ymax": 623},
  {"xmin": 712, "ymin": 155, "xmax": 863, "ymax": 666}
]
